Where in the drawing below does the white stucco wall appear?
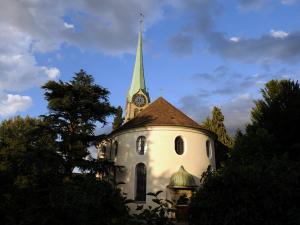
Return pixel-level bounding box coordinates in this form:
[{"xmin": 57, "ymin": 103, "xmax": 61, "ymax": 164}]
[{"xmin": 108, "ymin": 126, "xmax": 215, "ymax": 207}]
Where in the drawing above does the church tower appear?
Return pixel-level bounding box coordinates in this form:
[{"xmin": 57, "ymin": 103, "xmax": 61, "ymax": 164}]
[{"xmin": 125, "ymin": 31, "xmax": 150, "ymax": 122}]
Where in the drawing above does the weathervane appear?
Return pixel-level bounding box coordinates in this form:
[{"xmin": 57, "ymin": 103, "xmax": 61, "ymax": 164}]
[{"xmin": 139, "ymin": 12, "xmax": 144, "ymax": 33}]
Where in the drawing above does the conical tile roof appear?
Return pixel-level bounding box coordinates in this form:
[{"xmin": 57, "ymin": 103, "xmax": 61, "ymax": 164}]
[{"xmin": 112, "ymin": 97, "xmax": 214, "ymax": 136}]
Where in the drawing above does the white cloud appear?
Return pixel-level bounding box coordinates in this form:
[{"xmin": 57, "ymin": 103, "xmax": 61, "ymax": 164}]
[
  {"xmin": 0, "ymin": 0, "xmax": 166, "ymax": 55},
  {"xmin": 270, "ymin": 29, "xmax": 289, "ymax": 39},
  {"xmin": 281, "ymin": 0, "xmax": 296, "ymax": 5},
  {"xmin": 0, "ymin": 24, "xmax": 60, "ymax": 91},
  {"xmin": 0, "ymin": 0, "xmax": 166, "ymax": 115},
  {"xmin": 237, "ymin": 0, "xmax": 270, "ymax": 10},
  {"xmin": 0, "ymin": 23, "xmax": 60, "ymax": 115},
  {"xmin": 42, "ymin": 67, "xmax": 60, "ymax": 79},
  {"xmin": 229, "ymin": 36, "xmax": 240, "ymax": 42},
  {"xmin": 64, "ymin": 22, "xmax": 74, "ymax": 29},
  {"xmin": 0, "ymin": 94, "xmax": 32, "ymax": 117}
]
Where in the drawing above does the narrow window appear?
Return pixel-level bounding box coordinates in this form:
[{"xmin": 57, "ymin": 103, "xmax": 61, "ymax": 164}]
[
  {"xmin": 102, "ymin": 146, "xmax": 106, "ymax": 155},
  {"xmin": 135, "ymin": 163, "xmax": 146, "ymax": 202},
  {"xmin": 175, "ymin": 136, "xmax": 184, "ymax": 155},
  {"xmin": 108, "ymin": 144, "xmax": 112, "ymax": 159},
  {"xmin": 206, "ymin": 140, "xmax": 211, "ymax": 158},
  {"xmin": 134, "ymin": 108, "xmax": 139, "ymax": 117},
  {"xmin": 98, "ymin": 145, "xmax": 107, "ymax": 159},
  {"xmin": 136, "ymin": 136, "xmax": 146, "ymax": 155},
  {"xmin": 114, "ymin": 141, "xmax": 118, "ymax": 157}
]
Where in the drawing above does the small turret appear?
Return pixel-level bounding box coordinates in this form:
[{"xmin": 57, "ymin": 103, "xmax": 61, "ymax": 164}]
[{"xmin": 169, "ymin": 166, "xmax": 197, "ymax": 187}]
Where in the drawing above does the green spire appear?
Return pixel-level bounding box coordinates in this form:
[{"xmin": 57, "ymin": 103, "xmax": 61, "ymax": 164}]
[
  {"xmin": 169, "ymin": 166, "xmax": 197, "ymax": 187},
  {"xmin": 127, "ymin": 31, "xmax": 146, "ymax": 102}
]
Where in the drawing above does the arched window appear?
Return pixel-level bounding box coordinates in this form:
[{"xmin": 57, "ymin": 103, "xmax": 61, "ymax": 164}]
[
  {"xmin": 114, "ymin": 141, "xmax": 118, "ymax": 157},
  {"xmin": 135, "ymin": 163, "xmax": 146, "ymax": 202},
  {"xmin": 136, "ymin": 136, "xmax": 146, "ymax": 155},
  {"xmin": 206, "ymin": 140, "xmax": 211, "ymax": 158},
  {"xmin": 175, "ymin": 136, "xmax": 184, "ymax": 155}
]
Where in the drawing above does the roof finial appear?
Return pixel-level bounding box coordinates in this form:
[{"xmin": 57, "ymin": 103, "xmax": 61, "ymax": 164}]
[{"xmin": 139, "ymin": 12, "xmax": 144, "ymax": 33}]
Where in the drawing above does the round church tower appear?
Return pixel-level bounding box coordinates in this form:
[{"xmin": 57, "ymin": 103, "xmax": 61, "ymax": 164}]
[
  {"xmin": 110, "ymin": 97, "xmax": 216, "ymax": 205},
  {"xmin": 100, "ymin": 31, "xmax": 216, "ymax": 207}
]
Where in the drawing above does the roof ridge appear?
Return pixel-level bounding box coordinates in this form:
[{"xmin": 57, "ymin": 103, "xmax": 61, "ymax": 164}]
[
  {"xmin": 154, "ymin": 97, "xmax": 200, "ymax": 126},
  {"xmin": 111, "ymin": 97, "xmax": 214, "ymax": 137}
]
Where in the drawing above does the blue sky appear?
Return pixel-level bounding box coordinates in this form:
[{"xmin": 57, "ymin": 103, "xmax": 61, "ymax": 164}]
[{"xmin": 0, "ymin": 0, "xmax": 300, "ymax": 134}]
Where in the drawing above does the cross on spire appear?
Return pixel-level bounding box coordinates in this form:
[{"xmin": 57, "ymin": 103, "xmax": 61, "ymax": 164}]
[
  {"xmin": 126, "ymin": 12, "xmax": 149, "ymax": 104},
  {"xmin": 139, "ymin": 12, "xmax": 144, "ymax": 33}
]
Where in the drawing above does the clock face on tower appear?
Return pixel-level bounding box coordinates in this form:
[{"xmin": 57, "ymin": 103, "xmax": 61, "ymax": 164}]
[{"xmin": 133, "ymin": 94, "xmax": 146, "ymax": 107}]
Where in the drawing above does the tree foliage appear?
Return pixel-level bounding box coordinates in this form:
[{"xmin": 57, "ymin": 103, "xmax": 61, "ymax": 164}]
[
  {"xmin": 130, "ymin": 191, "xmax": 175, "ymax": 225},
  {"xmin": 203, "ymin": 106, "xmax": 233, "ymax": 147},
  {"xmin": 113, "ymin": 106, "xmax": 124, "ymax": 130},
  {"xmin": 190, "ymin": 158, "xmax": 300, "ymax": 225},
  {"xmin": 0, "ymin": 116, "xmax": 61, "ymax": 225},
  {"xmin": 251, "ymin": 79, "xmax": 300, "ymax": 159},
  {"xmin": 203, "ymin": 106, "xmax": 233, "ymax": 167},
  {"xmin": 0, "ymin": 116, "xmax": 61, "ymax": 189},
  {"xmin": 0, "ymin": 71, "xmax": 129, "ymax": 225},
  {"xmin": 42, "ymin": 69, "xmax": 116, "ymax": 174},
  {"xmin": 190, "ymin": 80, "xmax": 300, "ymax": 225}
]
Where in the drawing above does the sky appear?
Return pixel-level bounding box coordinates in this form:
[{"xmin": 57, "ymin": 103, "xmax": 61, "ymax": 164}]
[{"xmin": 0, "ymin": 0, "xmax": 300, "ymax": 135}]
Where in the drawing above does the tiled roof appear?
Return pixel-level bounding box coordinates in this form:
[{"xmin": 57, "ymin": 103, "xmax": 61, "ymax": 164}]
[{"xmin": 111, "ymin": 97, "xmax": 214, "ymax": 137}]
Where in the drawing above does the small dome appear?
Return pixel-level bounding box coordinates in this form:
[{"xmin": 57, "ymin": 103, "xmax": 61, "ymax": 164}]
[{"xmin": 169, "ymin": 166, "xmax": 197, "ymax": 187}]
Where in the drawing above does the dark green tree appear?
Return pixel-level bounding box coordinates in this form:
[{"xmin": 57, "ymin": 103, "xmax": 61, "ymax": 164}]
[
  {"xmin": 190, "ymin": 80, "xmax": 300, "ymax": 225},
  {"xmin": 230, "ymin": 80, "xmax": 300, "ymax": 163},
  {"xmin": 203, "ymin": 107, "xmax": 233, "ymax": 167},
  {"xmin": 0, "ymin": 116, "xmax": 61, "ymax": 187},
  {"xmin": 0, "ymin": 116, "xmax": 63, "ymax": 225},
  {"xmin": 42, "ymin": 69, "xmax": 116, "ymax": 174},
  {"xmin": 203, "ymin": 106, "xmax": 233, "ymax": 148},
  {"xmin": 56, "ymin": 175, "xmax": 129, "ymax": 225},
  {"xmin": 113, "ymin": 106, "xmax": 124, "ymax": 130},
  {"xmin": 130, "ymin": 191, "xmax": 175, "ymax": 225},
  {"xmin": 0, "ymin": 75, "xmax": 130, "ymax": 224},
  {"xmin": 189, "ymin": 158, "xmax": 300, "ymax": 225},
  {"xmin": 250, "ymin": 79, "xmax": 300, "ymax": 159}
]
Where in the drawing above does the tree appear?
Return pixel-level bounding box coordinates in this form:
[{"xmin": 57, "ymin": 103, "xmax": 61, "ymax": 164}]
[
  {"xmin": 190, "ymin": 80, "xmax": 300, "ymax": 225},
  {"xmin": 57, "ymin": 175, "xmax": 129, "ymax": 225},
  {"xmin": 42, "ymin": 69, "xmax": 116, "ymax": 174},
  {"xmin": 251, "ymin": 79, "xmax": 300, "ymax": 159},
  {"xmin": 130, "ymin": 191, "xmax": 175, "ymax": 225},
  {"xmin": 229, "ymin": 79, "xmax": 300, "ymax": 163},
  {"xmin": 0, "ymin": 74, "xmax": 130, "ymax": 224},
  {"xmin": 113, "ymin": 106, "xmax": 124, "ymax": 130},
  {"xmin": 203, "ymin": 106, "xmax": 233, "ymax": 148},
  {"xmin": 189, "ymin": 158, "xmax": 300, "ymax": 225},
  {"xmin": 0, "ymin": 116, "xmax": 61, "ymax": 187},
  {"xmin": 0, "ymin": 116, "xmax": 63, "ymax": 225},
  {"xmin": 203, "ymin": 107, "xmax": 233, "ymax": 167}
]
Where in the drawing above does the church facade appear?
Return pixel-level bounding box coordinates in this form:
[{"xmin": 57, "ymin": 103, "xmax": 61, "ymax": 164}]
[{"xmin": 98, "ymin": 32, "xmax": 216, "ymax": 206}]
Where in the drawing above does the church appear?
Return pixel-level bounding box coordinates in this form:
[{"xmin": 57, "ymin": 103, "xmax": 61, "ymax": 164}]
[{"xmin": 98, "ymin": 31, "xmax": 216, "ymax": 207}]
